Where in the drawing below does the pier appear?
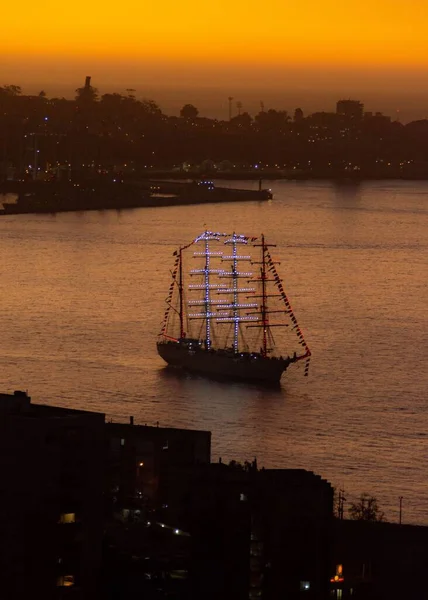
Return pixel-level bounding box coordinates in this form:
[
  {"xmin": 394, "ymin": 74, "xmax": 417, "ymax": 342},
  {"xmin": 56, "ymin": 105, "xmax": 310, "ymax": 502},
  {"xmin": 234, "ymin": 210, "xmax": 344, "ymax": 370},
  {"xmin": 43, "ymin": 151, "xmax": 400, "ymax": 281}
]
[{"xmin": 0, "ymin": 178, "xmax": 272, "ymax": 215}]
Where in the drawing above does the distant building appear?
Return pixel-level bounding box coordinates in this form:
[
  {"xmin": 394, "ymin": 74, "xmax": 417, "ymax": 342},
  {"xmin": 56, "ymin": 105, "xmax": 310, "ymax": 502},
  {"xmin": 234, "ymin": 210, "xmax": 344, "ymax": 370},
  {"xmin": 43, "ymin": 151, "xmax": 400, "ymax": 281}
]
[
  {"xmin": 336, "ymin": 100, "xmax": 364, "ymax": 120},
  {"xmin": 0, "ymin": 390, "xmax": 105, "ymax": 600},
  {"xmin": 364, "ymin": 111, "xmax": 392, "ymax": 125}
]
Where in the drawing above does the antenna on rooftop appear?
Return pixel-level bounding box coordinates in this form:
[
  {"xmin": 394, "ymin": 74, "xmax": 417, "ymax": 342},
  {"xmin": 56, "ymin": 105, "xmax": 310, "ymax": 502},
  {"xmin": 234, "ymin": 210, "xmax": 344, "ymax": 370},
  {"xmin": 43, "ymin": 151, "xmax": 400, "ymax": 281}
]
[{"xmin": 228, "ymin": 96, "xmax": 234, "ymax": 121}]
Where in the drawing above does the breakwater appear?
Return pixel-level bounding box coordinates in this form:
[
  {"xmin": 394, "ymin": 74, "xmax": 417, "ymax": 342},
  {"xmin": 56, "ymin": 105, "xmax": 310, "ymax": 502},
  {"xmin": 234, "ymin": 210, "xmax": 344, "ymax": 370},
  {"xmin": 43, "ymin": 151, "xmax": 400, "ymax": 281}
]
[{"xmin": 0, "ymin": 179, "xmax": 272, "ymax": 215}]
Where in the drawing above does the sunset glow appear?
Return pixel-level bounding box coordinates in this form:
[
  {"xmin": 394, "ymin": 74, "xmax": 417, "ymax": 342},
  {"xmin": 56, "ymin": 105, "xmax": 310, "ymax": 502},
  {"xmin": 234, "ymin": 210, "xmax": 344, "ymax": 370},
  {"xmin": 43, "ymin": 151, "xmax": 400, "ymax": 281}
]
[{"xmin": 3, "ymin": 0, "xmax": 428, "ymax": 67}]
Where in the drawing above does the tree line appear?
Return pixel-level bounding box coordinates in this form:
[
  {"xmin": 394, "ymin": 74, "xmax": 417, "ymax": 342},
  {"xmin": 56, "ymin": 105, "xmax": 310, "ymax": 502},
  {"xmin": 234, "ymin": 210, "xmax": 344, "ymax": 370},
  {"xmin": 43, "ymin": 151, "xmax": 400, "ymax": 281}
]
[{"xmin": 1, "ymin": 83, "xmax": 428, "ymax": 178}]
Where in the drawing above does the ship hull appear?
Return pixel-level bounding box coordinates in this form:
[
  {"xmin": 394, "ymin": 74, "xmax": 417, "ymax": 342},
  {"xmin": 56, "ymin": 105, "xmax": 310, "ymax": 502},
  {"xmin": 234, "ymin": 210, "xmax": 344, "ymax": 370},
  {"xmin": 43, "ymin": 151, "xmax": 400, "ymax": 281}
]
[{"xmin": 157, "ymin": 342, "xmax": 290, "ymax": 383}]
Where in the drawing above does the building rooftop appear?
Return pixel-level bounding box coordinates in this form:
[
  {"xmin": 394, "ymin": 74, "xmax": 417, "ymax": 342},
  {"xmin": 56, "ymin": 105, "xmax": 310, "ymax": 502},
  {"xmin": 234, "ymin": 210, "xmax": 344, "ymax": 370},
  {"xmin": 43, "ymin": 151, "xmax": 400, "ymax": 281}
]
[
  {"xmin": 106, "ymin": 420, "xmax": 210, "ymax": 437},
  {"xmin": 0, "ymin": 390, "xmax": 105, "ymax": 420}
]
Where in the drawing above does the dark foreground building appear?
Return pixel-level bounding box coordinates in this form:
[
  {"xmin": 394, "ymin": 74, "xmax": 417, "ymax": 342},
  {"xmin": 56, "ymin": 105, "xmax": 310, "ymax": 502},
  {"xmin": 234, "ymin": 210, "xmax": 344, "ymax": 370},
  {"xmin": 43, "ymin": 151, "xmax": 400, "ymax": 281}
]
[
  {"xmin": 0, "ymin": 390, "xmax": 105, "ymax": 600},
  {"xmin": 105, "ymin": 419, "xmax": 211, "ymax": 510},
  {"xmin": 157, "ymin": 462, "xmax": 334, "ymax": 600},
  {"xmin": 0, "ymin": 389, "xmax": 334, "ymax": 600},
  {"xmin": 5, "ymin": 389, "xmax": 426, "ymax": 600}
]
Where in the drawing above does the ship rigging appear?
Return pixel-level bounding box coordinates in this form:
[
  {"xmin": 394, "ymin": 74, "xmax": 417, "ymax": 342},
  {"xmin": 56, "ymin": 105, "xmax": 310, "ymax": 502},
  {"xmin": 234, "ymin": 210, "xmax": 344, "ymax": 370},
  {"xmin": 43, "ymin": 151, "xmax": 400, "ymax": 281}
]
[{"xmin": 157, "ymin": 230, "xmax": 311, "ymax": 383}]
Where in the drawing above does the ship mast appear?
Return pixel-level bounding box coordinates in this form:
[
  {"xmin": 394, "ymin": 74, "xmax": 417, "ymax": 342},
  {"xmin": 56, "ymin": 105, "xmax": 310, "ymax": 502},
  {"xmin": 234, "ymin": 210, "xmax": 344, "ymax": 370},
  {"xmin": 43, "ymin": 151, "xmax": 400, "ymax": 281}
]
[
  {"xmin": 232, "ymin": 234, "xmax": 239, "ymax": 352},
  {"xmin": 188, "ymin": 232, "xmax": 257, "ymax": 351},
  {"xmin": 218, "ymin": 233, "xmax": 257, "ymax": 353},
  {"xmin": 261, "ymin": 233, "xmax": 268, "ymax": 357},
  {"xmin": 204, "ymin": 235, "xmax": 211, "ymax": 349},
  {"xmin": 248, "ymin": 235, "xmax": 285, "ymax": 355},
  {"xmin": 188, "ymin": 231, "xmax": 227, "ymax": 349},
  {"xmin": 178, "ymin": 246, "xmax": 184, "ymax": 339}
]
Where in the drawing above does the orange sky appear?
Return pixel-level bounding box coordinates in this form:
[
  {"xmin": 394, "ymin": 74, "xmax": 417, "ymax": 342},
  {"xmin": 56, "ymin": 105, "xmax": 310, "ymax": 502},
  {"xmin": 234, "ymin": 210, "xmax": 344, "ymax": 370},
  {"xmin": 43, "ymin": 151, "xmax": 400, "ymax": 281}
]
[
  {"xmin": 3, "ymin": 0, "xmax": 428, "ymax": 64},
  {"xmin": 2, "ymin": 0, "xmax": 428, "ymax": 118}
]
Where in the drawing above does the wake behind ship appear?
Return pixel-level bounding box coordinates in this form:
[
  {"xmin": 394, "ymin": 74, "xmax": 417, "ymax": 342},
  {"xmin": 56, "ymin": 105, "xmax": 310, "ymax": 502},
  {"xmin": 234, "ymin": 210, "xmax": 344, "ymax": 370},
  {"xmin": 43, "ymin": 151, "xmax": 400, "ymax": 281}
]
[{"xmin": 157, "ymin": 231, "xmax": 311, "ymax": 384}]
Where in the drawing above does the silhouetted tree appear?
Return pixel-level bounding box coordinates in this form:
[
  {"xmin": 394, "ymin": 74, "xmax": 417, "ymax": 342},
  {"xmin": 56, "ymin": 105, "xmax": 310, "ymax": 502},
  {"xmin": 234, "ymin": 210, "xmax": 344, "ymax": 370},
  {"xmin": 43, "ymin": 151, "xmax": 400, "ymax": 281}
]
[
  {"xmin": 140, "ymin": 99, "xmax": 162, "ymax": 116},
  {"xmin": 228, "ymin": 460, "xmax": 244, "ymax": 470},
  {"xmin": 75, "ymin": 82, "xmax": 98, "ymax": 104},
  {"xmin": 0, "ymin": 84, "xmax": 22, "ymax": 96},
  {"xmin": 230, "ymin": 112, "xmax": 252, "ymax": 129},
  {"xmin": 294, "ymin": 107, "xmax": 304, "ymax": 122},
  {"xmin": 180, "ymin": 104, "xmax": 199, "ymax": 119},
  {"xmin": 1, "ymin": 81, "xmax": 428, "ymax": 178},
  {"xmin": 349, "ymin": 493, "xmax": 384, "ymax": 522},
  {"xmin": 100, "ymin": 93, "xmax": 125, "ymax": 108},
  {"xmin": 255, "ymin": 108, "xmax": 290, "ymax": 131}
]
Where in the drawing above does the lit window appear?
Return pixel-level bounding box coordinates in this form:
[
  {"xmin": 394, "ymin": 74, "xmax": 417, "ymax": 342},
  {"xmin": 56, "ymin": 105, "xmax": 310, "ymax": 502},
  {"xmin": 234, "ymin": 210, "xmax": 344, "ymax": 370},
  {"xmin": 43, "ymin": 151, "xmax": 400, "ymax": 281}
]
[
  {"xmin": 337, "ymin": 590, "xmax": 343, "ymax": 600},
  {"xmin": 59, "ymin": 513, "xmax": 76, "ymax": 524},
  {"xmin": 170, "ymin": 569, "xmax": 188, "ymax": 580},
  {"xmin": 120, "ymin": 438, "xmax": 125, "ymax": 446},
  {"xmin": 330, "ymin": 564, "xmax": 344, "ymax": 583},
  {"xmin": 300, "ymin": 581, "xmax": 310, "ymax": 591},
  {"xmin": 240, "ymin": 493, "xmax": 248, "ymax": 501},
  {"xmin": 57, "ymin": 575, "xmax": 74, "ymax": 587},
  {"xmin": 162, "ymin": 441, "xmax": 169, "ymax": 450}
]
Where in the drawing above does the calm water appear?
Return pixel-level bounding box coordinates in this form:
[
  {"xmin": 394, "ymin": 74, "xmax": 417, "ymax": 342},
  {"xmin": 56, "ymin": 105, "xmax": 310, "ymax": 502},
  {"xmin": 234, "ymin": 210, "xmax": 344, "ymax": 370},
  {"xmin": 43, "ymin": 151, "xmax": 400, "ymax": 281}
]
[{"xmin": 1, "ymin": 180, "xmax": 427, "ymax": 524}]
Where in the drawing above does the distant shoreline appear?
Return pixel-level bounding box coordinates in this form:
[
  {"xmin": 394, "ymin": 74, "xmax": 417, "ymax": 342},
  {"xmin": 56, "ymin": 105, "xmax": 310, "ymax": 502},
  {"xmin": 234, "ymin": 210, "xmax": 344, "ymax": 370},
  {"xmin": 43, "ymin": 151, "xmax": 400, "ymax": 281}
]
[
  {"xmin": 127, "ymin": 172, "xmax": 428, "ymax": 182},
  {"xmin": 3, "ymin": 173, "xmax": 428, "ymax": 197}
]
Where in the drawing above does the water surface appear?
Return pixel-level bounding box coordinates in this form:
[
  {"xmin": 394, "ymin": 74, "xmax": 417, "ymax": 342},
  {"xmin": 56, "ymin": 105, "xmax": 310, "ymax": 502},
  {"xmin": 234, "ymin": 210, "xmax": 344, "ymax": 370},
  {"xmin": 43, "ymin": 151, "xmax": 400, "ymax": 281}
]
[{"xmin": 1, "ymin": 180, "xmax": 427, "ymax": 524}]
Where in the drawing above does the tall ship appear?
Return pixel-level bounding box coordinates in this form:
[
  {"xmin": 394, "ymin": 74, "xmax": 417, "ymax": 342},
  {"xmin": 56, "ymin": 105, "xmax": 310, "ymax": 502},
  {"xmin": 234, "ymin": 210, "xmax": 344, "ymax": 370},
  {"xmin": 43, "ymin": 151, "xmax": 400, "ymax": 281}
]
[{"xmin": 157, "ymin": 231, "xmax": 311, "ymax": 384}]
